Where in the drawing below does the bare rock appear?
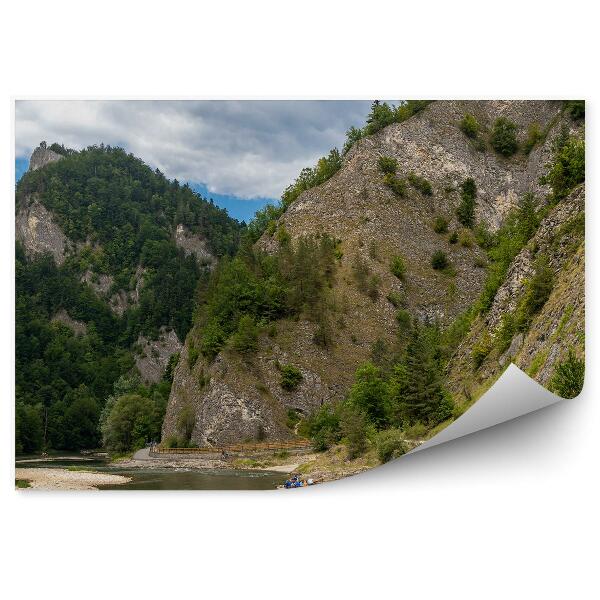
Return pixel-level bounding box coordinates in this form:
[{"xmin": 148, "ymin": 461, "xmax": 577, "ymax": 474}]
[
  {"xmin": 28, "ymin": 141, "xmax": 63, "ymax": 172},
  {"xmin": 135, "ymin": 327, "xmax": 182, "ymax": 384},
  {"xmin": 51, "ymin": 309, "xmax": 87, "ymax": 336},
  {"xmin": 174, "ymin": 224, "xmax": 214, "ymax": 265},
  {"xmin": 15, "ymin": 198, "xmax": 68, "ymax": 265}
]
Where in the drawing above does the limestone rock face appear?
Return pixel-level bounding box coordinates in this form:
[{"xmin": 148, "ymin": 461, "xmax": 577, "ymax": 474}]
[
  {"xmin": 174, "ymin": 224, "xmax": 215, "ymax": 265},
  {"xmin": 28, "ymin": 142, "xmax": 63, "ymax": 171},
  {"xmin": 162, "ymin": 100, "xmax": 584, "ymax": 443},
  {"xmin": 448, "ymin": 184, "xmax": 585, "ymax": 395},
  {"xmin": 15, "ymin": 198, "xmax": 68, "ymax": 265},
  {"xmin": 134, "ymin": 327, "xmax": 183, "ymax": 384}
]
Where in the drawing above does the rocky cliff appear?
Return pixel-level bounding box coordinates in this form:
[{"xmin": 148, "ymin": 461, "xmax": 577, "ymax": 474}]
[{"xmin": 163, "ymin": 100, "xmax": 582, "ymax": 446}]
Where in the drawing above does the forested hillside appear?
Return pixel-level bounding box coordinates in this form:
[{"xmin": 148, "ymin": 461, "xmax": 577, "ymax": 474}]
[{"xmin": 15, "ymin": 144, "xmax": 242, "ymax": 453}]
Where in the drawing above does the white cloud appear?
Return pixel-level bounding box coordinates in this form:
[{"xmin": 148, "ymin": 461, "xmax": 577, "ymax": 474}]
[{"xmin": 15, "ymin": 100, "xmax": 372, "ymax": 199}]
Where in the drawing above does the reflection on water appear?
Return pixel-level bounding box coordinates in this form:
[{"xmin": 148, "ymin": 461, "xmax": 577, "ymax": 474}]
[{"xmin": 16, "ymin": 454, "xmax": 285, "ymax": 491}]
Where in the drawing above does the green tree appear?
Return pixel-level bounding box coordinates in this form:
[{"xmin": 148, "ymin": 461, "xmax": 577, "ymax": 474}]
[
  {"xmin": 540, "ymin": 135, "xmax": 585, "ymax": 200},
  {"xmin": 102, "ymin": 393, "xmax": 157, "ymax": 453},
  {"xmin": 63, "ymin": 386, "xmax": 100, "ymax": 449},
  {"xmin": 378, "ymin": 156, "xmax": 398, "ymax": 174},
  {"xmin": 390, "ymin": 255, "xmax": 406, "ymax": 280},
  {"xmin": 460, "ymin": 113, "xmax": 480, "ymax": 139},
  {"xmin": 550, "ymin": 350, "xmax": 584, "ymax": 398},
  {"xmin": 348, "ymin": 362, "xmax": 389, "ymax": 428},
  {"xmin": 431, "ymin": 250, "xmax": 449, "ymax": 270},
  {"xmin": 456, "ymin": 178, "xmax": 477, "ymax": 227},
  {"xmin": 339, "ymin": 404, "xmax": 368, "ymax": 459},
  {"xmin": 490, "ymin": 117, "xmax": 518, "ymax": 156},
  {"xmin": 375, "ymin": 429, "xmax": 406, "ymax": 463},
  {"xmin": 279, "ymin": 364, "xmax": 303, "ymax": 391},
  {"xmin": 388, "ymin": 323, "xmax": 452, "ymax": 425},
  {"xmin": 230, "ymin": 315, "xmax": 259, "ymax": 354}
]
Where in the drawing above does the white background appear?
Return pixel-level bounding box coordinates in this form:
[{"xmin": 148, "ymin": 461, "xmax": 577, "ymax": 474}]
[{"xmin": 1, "ymin": 2, "xmax": 597, "ymax": 598}]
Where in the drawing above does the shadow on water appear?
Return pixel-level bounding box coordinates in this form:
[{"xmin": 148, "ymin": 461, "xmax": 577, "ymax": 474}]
[{"xmin": 15, "ymin": 453, "xmax": 286, "ymax": 491}]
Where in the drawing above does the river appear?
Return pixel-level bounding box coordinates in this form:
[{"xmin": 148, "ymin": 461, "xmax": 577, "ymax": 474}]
[{"xmin": 15, "ymin": 453, "xmax": 286, "ymax": 490}]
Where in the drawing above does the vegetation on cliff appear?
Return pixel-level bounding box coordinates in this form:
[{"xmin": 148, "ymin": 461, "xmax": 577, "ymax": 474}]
[{"xmin": 15, "ymin": 146, "xmax": 242, "ymax": 453}]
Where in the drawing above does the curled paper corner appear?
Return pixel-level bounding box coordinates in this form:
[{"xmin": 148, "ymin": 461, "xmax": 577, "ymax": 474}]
[{"xmin": 410, "ymin": 364, "xmax": 565, "ymax": 454}]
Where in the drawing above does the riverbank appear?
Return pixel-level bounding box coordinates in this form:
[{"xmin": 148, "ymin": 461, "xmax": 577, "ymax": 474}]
[{"xmin": 15, "ymin": 468, "xmax": 131, "ymax": 490}]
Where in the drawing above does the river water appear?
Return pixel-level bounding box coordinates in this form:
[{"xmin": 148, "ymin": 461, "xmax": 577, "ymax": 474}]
[{"xmin": 15, "ymin": 454, "xmax": 286, "ymax": 490}]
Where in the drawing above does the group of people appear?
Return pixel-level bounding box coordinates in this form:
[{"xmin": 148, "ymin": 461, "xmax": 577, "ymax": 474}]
[{"xmin": 283, "ymin": 474, "xmax": 314, "ymax": 488}]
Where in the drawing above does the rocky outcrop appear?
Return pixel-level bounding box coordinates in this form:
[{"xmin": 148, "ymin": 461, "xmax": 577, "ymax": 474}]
[
  {"xmin": 15, "ymin": 197, "xmax": 68, "ymax": 265},
  {"xmin": 28, "ymin": 141, "xmax": 63, "ymax": 171},
  {"xmin": 134, "ymin": 327, "xmax": 182, "ymax": 384},
  {"xmin": 174, "ymin": 224, "xmax": 214, "ymax": 265},
  {"xmin": 164, "ymin": 100, "xmax": 583, "ymax": 445},
  {"xmin": 447, "ymin": 184, "xmax": 585, "ymax": 397},
  {"xmin": 108, "ymin": 266, "xmax": 146, "ymax": 315},
  {"xmin": 81, "ymin": 270, "xmax": 114, "ymax": 296},
  {"xmin": 51, "ymin": 309, "xmax": 87, "ymax": 335}
]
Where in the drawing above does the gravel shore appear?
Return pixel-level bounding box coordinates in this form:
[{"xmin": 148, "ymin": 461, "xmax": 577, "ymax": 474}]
[{"xmin": 15, "ymin": 468, "xmax": 131, "ymax": 490}]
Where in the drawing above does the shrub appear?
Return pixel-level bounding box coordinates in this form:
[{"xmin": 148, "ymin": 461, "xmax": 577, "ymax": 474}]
[
  {"xmin": 540, "ymin": 135, "xmax": 585, "ymax": 200},
  {"xmin": 176, "ymin": 404, "xmax": 196, "ymax": 440},
  {"xmin": 366, "ymin": 275, "xmax": 381, "ymax": 302},
  {"xmin": 431, "ymin": 250, "xmax": 449, "ymax": 270},
  {"xmin": 286, "ymin": 409, "xmax": 301, "ymax": 429},
  {"xmin": 407, "ymin": 172, "xmax": 433, "ymax": 196},
  {"xmin": 515, "ymin": 256, "xmax": 554, "ymax": 329},
  {"xmin": 305, "ymin": 404, "xmax": 341, "ymax": 451},
  {"xmin": 378, "ymin": 155, "xmax": 398, "ymax": 174},
  {"xmin": 343, "ymin": 126, "xmax": 363, "ymax": 155},
  {"xmin": 433, "ymin": 216, "xmax": 449, "ymax": 234},
  {"xmin": 200, "ymin": 320, "xmax": 226, "ymax": 359},
  {"xmin": 550, "ymin": 349, "xmax": 584, "ymax": 398},
  {"xmin": 524, "ymin": 123, "xmax": 543, "ymax": 154},
  {"xmin": 474, "ymin": 256, "xmax": 487, "ymax": 268},
  {"xmin": 188, "ymin": 345, "xmax": 200, "ymax": 368},
  {"xmin": 375, "ymin": 429, "xmax": 406, "ymax": 463},
  {"xmin": 390, "ymin": 255, "xmax": 407, "ymax": 280},
  {"xmin": 471, "ymin": 331, "xmax": 492, "ymax": 368},
  {"xmin": 395, "ymin": 309, "xmax": 411, "ymax": 331},
  {"xmin": 387, "ymin": 291, "xmax": 406, "ymax": 308},
  {"xmin": 490, "ymin": 117, "xmax": 518, "ymax": 156},
  {"xmin": 280, "ymin": 364, "xmax": 303, "ymax": 391},
  {"xmin": 456, "ymin": 178, "xmax": 477, "ymax": 228},
  {"xmin": 495, "ymin": 313, "xmax": 516, "ymax": 353},
  {"xmin": 383, "ymin": 173, "xmax": 407, "ymax": 197},
  {"xmin": 565, "ymin": 100, "xmax": 585, "ymax": 120},
  {"xmin": 449, "ymin": 231, "xmax": 459, "ymax": 244},
  {"xmin": 460, "ymin": 113, "xmax": 480, "ymax": 139},
  {"xmin": 459, "ymin": 229, "xmax": 474, "ymax": 247},
  {"xmin": 230, "ymin": 315, "xmax": 259, "ymax": 354}
]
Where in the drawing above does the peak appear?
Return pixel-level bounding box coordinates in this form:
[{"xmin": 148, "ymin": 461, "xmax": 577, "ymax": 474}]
[{"xmin": 28, "ymin": 142, "xmax": 64, "ymax": 172}]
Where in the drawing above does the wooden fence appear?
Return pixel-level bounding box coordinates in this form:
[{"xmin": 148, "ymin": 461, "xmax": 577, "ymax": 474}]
[{"xmin": 152, "ymin": 438, "xmax": 312, "ymax": 455}]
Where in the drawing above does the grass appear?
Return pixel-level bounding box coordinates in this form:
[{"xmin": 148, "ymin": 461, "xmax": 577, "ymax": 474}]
[
  {"xmin": 15, "ymin": 479, "xmax": 31, "ymax": 488},
  {"xmin": 66, "ymin": 466, "xmax": 96, "ymax": 472},
  {"xmin": 527, "ymin": 351, "xmax": 548, "ymax": 377}
]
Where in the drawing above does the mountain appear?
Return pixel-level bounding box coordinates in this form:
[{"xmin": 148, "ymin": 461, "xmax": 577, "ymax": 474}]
[
  {"xmin": 162, "ymin": 100, "xmax": 584, "ymax": 448},
  {"xmin": 15, "ymin": 142, "xmax": 243, "ymax": 452}
]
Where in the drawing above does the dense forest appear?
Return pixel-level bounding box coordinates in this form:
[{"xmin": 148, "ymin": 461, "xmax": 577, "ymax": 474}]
[{"xmin": 15, "ymin": 145, "xmax": 243, "ymax": 453}]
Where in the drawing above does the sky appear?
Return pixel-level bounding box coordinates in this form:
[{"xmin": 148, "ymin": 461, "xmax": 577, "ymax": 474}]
[{"xmin": 15, "ymin": 100, "xmax": 373, "ymax": 221}]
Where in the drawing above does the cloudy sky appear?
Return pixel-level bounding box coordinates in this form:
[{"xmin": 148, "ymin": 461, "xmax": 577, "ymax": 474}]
[{"xmin": 15, "ymin": 100, "xmax": 373, "ymax": 219}]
